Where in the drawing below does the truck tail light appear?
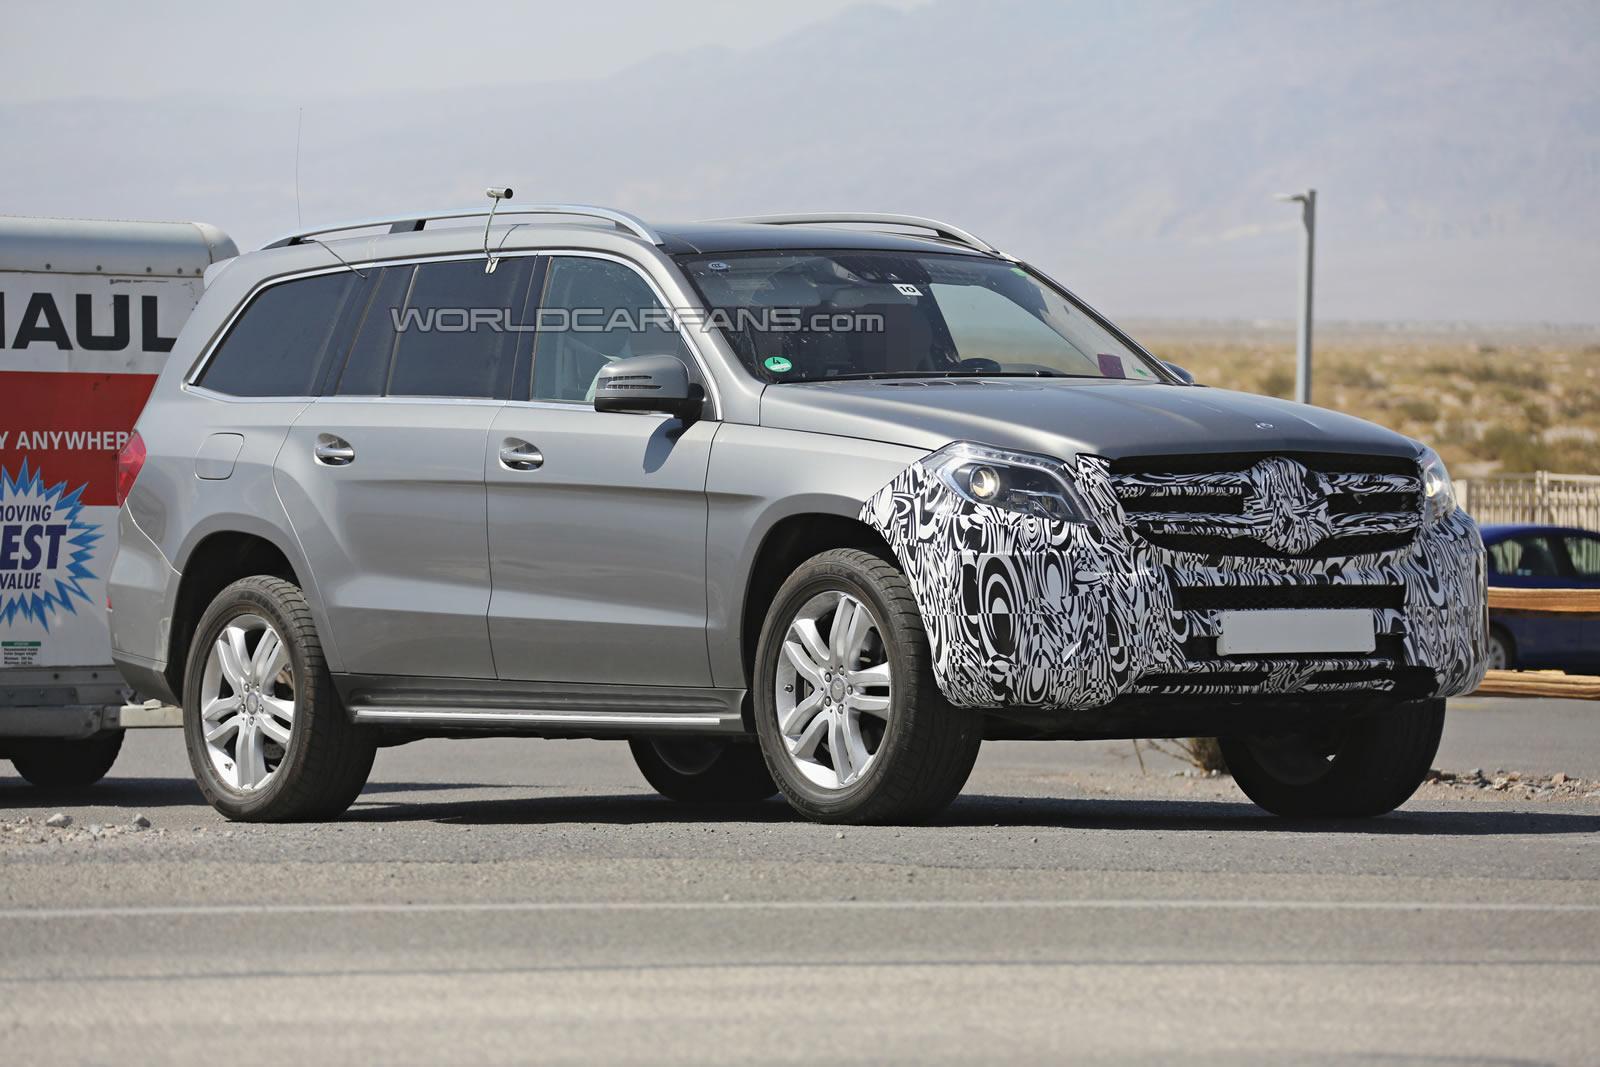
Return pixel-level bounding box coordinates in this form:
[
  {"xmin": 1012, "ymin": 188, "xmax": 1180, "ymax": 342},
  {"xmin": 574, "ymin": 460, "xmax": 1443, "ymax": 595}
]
[{"xmin": 116, "ymin": 430, "xmax": 147, "ymax": 507}]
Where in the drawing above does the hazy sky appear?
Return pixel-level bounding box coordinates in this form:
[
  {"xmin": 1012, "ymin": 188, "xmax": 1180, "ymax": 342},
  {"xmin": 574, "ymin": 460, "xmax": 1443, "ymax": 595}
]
[
  {"xmin": 4, "ymin": 0, "xmax": 1595, "ymax": 323},
  {"xmin": 5, "ymin": 1, "xmax": 931, "ymax": 100}
]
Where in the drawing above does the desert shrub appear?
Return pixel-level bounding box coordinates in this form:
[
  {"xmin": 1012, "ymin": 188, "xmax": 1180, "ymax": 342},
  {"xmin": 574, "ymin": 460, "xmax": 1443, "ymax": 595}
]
[
  {"xmin": 1144, "ymin": 737, "xmax": 1228, "ymax": 774},
  {"xmin": 1258, "ymin": 367, "xmax": 1295, "ymax": 398}
]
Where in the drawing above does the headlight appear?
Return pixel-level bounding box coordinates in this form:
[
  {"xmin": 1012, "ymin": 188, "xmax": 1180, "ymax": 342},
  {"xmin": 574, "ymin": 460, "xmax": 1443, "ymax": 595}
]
[
  {"xmin": 1419, "ymin": 446, "xmax": 1457, "ymax": 523},
  {"xmin": 926, "ymin": 441, "xmax": 1087, "ymax": 523}
]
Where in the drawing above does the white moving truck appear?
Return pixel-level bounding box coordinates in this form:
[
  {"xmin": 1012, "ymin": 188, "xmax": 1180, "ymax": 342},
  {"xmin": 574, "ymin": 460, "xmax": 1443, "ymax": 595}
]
[{"xmin": 1, "ymin": 216, "xmax": 236, "ymax": 786}]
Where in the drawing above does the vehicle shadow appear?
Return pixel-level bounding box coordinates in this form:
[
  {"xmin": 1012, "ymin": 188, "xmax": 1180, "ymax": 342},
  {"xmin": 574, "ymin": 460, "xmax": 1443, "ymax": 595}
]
[
  {"xmin": 0, "ymin": 776, "xmax": 504, "ymax": 810},
  {"xmin": 341, "ymin": 788, "xmax": 1600, "ymax": 836}
]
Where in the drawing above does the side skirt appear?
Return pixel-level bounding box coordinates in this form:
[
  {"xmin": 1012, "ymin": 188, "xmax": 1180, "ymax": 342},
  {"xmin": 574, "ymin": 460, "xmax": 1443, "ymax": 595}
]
[{"xmin": 334, "ymin": 674, "xmax": 748, "ymax": 739}]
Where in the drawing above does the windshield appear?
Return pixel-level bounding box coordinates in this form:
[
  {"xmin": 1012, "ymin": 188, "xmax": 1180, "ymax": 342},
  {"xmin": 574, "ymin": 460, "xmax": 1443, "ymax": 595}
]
[{"xmin": 679, "ymin": 250, "xmax": 1163, "ymax": 383}]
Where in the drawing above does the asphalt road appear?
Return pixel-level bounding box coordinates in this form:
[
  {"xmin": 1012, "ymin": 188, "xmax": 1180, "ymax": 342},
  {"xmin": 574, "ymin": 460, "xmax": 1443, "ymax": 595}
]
[{"xmin": 3, "ymin": 695, "xmax": 1598, "ymax": 1065}]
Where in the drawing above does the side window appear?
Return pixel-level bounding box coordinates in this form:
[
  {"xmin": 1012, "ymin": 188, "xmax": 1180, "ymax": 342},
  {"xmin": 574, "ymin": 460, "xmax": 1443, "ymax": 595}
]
[
  {"xmin": 531, "ymin": 257, "xmax": 693, "ymax": 403},
  {"xmin": 1506, "ymin": 535, "xmax": 1566, "ymax": 578},
  {"xmin": 1563, "ymin": 535, "xmax": 1600, "ymax": 578},
  {"xmin": 333, "ymin": 266, "xmax": 413, "ymax": 396},
  {"xmin": 385, "ymin": 257, "xmax": 536, "ymax": 399},
  {"xmin": 198, "ymin": 273, "xmax": 358, "ymax": 397}
]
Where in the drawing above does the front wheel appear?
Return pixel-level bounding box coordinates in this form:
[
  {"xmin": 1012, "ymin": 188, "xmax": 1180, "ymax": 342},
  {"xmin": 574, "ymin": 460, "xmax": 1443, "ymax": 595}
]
[
  {"xmin": 752, "ymin": 548, "xmax": 981, "ymax": 824},
  {"xmin": 182, "ymin": 576, "xmax": 375, "ymax": 821},
  {"xmin": 10, "ymin": 732, "xmax": 124, "ymax": 788},
  {"xmin": 628, "ymin": 738, "xmax": 778, "ymax": 803},
  {"xmin": 1220, "ymin": 698, "xmax": 1446, "ymax": 819}
]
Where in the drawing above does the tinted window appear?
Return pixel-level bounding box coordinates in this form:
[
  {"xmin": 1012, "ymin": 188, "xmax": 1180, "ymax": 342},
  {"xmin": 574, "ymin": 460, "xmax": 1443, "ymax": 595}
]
[
  {"xmin": 1564, "ymin": 535, "xmax": 1600, "ymax": 578},
  {"xmin": 333, "ymin": 266, "xmax": 414, "ymax": 396},
  {"xmin": 1491, "ymin": 535, "xmax": 1568, "ymax": 578},
  {"xmin": 199, "ymin": 273, "xmax": 358, "ymax": 396},
  {"xmin": 531, "ymin": 257, "xmax": 693, "ymax": 403},
  {"xmin": 386, "ymin": 258, "xmax": 535, "ymax": 399}
]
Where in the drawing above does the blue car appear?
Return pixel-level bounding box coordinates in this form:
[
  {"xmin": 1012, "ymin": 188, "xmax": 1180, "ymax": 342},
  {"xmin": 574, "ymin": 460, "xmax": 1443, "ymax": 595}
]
[{"xmin": 1480, "ymin": 523, "xmax": 1600, "ymax": 672}]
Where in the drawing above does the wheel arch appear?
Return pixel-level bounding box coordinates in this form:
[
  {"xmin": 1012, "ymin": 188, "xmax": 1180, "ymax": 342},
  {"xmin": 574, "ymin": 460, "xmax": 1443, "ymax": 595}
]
[
  {"xmin": 165, "ymin": 529, "xmax": 302, "ymax": 703},
  {"xmin": 739, "ymin": 510, "xmax": 894, "ymax": 689}
]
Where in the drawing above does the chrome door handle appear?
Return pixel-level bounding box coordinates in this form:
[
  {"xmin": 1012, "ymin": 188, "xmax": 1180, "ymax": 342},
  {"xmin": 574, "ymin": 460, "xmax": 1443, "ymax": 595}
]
[
  {"xmin": 499, "ymin": 439, "xmax": 544, "ymax": 471},
  {"xmin": 314, "ymin": 434, "xmax": 355, "ymax": 466}
]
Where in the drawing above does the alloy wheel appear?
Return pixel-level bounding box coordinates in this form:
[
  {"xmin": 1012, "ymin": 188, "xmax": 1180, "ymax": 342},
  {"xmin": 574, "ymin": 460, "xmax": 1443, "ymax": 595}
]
[
  {"xmin": 773, "ymin": 591, "xmax": 893, "ymax": 789},
  {"xmin": 198, "ymin": 613, "xmax": 296, "ymax": 792}
]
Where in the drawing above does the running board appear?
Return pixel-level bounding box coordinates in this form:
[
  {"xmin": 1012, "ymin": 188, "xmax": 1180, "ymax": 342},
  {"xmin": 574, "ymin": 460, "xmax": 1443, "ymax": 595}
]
[{"xmin": 350, "ymin": 705, "xmax": 741, "ymax": 734}]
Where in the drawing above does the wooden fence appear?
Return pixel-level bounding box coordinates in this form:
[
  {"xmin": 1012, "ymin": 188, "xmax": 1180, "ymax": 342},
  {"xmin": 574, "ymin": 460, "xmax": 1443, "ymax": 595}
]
[
  {"xmin": 1474, "ymin": 586, "xmax": 1600, "ymax": 699},
  {"xmin": 1457, "ymin": 471, "xmax": 1600, "ymax": 529}
]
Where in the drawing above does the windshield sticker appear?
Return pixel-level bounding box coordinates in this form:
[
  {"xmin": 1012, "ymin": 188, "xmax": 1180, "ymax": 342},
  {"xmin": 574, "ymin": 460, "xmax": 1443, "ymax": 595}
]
[
  {"xmin": 762, "ymin": 355, "xmax": 793, "ymax": 374},
  {"xmin": 1096, "ymin": 353, "xmax": 1127, "ymax": 379},
  {"xmin": 893, "ymin": 283, "xmax": 922, "ymax": 298},
  {"xmin": 707, "ymin": 261, "xmax": 730, "ymax": 272}
]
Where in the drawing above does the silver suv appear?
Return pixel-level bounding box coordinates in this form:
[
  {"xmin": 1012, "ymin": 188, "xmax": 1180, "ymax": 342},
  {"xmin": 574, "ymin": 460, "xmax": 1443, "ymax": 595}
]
[{"xmin": 108, "ymin": 203, "xmax": 1487, "ymax": 823}]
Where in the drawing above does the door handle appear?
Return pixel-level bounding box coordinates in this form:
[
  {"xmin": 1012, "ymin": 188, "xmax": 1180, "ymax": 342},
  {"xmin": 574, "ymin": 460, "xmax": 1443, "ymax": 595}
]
[
  {"xmin": 499, "ymin": 439, "xmax": 544, "ymax": 471},
  {"xmin": 314, "ymin": 434, "xmax": 355, "ymax": 466}
]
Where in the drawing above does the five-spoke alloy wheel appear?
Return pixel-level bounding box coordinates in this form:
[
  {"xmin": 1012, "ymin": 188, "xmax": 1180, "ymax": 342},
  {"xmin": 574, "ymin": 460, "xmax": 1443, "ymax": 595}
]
[
  {"xmin": 183, "ymin": 576, "xmax": 375, "ymax": 821},
  {"xmin": 753, "ymin": 548, "xmax": 981, "ymax": 824},
  {"xmin": 775, "ymin": 591, "xmax": 894, "ymax": 789},
  {"xmin": 199, "ymin": 613, "xmax": 296, "ymax": 792}
]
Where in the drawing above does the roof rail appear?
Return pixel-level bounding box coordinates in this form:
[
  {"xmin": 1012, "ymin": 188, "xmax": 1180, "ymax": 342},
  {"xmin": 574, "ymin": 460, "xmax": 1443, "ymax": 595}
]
[
  {"xmin": 716, "ymin": 213, "xmax": 1010, "ymax": 258},
  {"xmin": 263, "ymin": 204, "xmax": 663, "ymax": 250}
]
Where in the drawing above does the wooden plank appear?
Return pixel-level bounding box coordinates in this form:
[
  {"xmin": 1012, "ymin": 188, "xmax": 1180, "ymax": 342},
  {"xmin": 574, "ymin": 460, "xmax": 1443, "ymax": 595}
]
[
  {"xmin": 1487, "ymin": 587, "xmax": 1600, "ymax": 613},
  {"xmin": 1473, "ymin": 669, "xmax": 1600, "ymax": 699}
]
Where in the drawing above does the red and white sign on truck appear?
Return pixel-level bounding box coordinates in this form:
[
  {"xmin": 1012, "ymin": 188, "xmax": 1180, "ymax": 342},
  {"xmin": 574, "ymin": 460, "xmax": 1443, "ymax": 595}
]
[{"xmin": 1, "ymin": 216, "xmax": 235, "ymax": 787}]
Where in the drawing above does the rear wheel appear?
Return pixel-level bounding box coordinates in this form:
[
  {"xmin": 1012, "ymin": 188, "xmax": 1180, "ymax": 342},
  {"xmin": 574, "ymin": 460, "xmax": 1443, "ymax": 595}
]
[
  {"xmin": 753, "ymin": 548, "xmax": 981, "ymax": 824},
  {"xmin": 10, "ymin": 732, "xmax": 124, "ymax": 788},
  {"xmin": 183, "ymin": 576, "xmax": 375, "ymax": 821},
  {"xmin": 628, "ymin": 738, "xmax": 778, "ymax": 803},
  {"xmin": 1220, "ymin": 698, "xmax": 1446, "ymax": 818}
]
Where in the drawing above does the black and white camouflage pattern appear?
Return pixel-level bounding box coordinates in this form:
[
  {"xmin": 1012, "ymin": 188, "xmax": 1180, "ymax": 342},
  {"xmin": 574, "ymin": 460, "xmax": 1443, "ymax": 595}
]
[{"xmin": 861, "ymin": 452, "xmax": 1487, "ymax": 710}]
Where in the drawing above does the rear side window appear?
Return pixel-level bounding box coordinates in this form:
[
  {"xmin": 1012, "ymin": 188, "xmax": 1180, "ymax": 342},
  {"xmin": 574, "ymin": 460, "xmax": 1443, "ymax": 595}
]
[
  {"xmin": 1563, "ymin": 534, "xmax": 1600, "ymax": 578},
  {"xmin": 333, "ymin": 266, "xmax": 414, "ymax": 396},
  {"xmin": 385, "ymin": 257, "xmax": 536, "ymax": 399},
  {"xmin": 198, "ymin": 273, "xmax": 358, "ymax": 396}
]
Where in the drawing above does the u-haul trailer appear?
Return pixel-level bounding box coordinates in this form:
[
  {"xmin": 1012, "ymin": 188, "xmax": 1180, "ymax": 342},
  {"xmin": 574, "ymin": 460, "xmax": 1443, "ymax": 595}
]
[{"xmin": 1, "ymin": 216, "xmax": 236, "ymax": 787}]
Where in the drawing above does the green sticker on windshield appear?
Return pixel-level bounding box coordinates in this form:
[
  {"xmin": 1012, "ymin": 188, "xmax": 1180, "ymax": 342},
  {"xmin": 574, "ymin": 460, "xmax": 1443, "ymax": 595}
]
[{"xmin": 763, "ymin": 356, "xmax": 793, "ymax": 374}]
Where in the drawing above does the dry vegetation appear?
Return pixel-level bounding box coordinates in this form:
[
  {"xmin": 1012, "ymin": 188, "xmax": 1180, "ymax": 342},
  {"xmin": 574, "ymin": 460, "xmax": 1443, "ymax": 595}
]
[{"xmin": 1129, "ymin": 323, "xmax": 1600, "ymax": 477}]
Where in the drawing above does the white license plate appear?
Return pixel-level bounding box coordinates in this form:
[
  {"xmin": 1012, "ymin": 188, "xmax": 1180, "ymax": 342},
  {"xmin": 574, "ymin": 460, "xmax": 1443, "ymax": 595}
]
[{"xmin": 1215, "ymin": 609, "xmax": 1376, "ymax": 656}]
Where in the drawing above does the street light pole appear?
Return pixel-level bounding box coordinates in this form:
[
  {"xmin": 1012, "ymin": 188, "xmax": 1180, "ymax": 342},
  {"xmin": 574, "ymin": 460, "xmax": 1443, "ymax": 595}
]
[{"xmin": 1275, "ymin": 188, "xmax": 1317, "ymax": 404}]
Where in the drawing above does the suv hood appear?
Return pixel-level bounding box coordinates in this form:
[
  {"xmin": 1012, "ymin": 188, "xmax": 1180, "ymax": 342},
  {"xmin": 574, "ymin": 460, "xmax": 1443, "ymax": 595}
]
[{"xmin": 758, "ymin": 377, "xmax": 1421, "ymax": 462}]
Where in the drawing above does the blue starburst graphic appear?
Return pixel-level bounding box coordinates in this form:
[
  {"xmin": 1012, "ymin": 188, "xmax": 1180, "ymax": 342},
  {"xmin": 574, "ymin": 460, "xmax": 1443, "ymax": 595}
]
[{"xmin": 0, "ymin": 461, "xmax": 101, "ymax": 630}]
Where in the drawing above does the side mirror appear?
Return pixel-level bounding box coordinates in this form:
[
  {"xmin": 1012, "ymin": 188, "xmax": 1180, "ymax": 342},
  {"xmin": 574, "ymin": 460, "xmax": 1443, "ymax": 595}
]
[
  {"xmin": 593, "ymin": 354, "xmax": 703, "ymax": 422},
  {"xmin": 1160, "ymin": 360, "xmax": 1197, "ymax": 385}
]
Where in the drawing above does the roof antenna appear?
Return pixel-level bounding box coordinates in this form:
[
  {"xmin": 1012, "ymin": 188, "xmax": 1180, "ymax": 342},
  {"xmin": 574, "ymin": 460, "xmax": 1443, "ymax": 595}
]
[
  {"xmin": 483, "ymin": 187, "xmax": 513, "ymax": 273},
  {"xmin": 294, "ymin": 108, "xmax": 305, "ymax": 228}
]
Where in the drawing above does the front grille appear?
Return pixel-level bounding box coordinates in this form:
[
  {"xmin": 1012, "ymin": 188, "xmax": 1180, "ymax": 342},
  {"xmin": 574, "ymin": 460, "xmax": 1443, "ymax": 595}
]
[
  {"xmin": 1139, "ymin": 530, "xmax": 1415, "ymax": 560},
  {"xmin": 1173, "ymin": 583, "xmax": 1403, "ymax": 612},
  {"xmin": 1109, "ymin": 452, "xmax": 1423, "ymax": 559}
]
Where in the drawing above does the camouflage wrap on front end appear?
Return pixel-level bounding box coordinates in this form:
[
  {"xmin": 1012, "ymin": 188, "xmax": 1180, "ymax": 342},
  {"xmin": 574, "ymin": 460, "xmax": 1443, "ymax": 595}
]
[{"xmin": 861, "ymin": 452, "xmax": 1487, "ymax": 710}]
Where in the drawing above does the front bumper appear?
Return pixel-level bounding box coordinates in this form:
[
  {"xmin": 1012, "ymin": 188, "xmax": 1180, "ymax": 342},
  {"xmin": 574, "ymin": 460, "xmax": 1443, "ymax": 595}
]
[{"xmin": 862, "ymin": 453, "xmax": 1487, "ymax": 711}]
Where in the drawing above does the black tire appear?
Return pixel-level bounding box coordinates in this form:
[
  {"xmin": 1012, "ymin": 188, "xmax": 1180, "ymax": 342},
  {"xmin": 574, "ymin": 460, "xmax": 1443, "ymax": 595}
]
[
  {"xmin": 752, "ymin": 547, "xmax": 982, "ymax": 824},
  {"xmin": 183, "ymin": 576, "xmax": 375, "ymax": 822},
  {"xmin": 1486, "ymin": 625, "xmax": 1515, "ymax": 671},
  {"xmin": 11, "ymin": 732, "xmax": 124, "ymax": 788},
  {"xmin": 1219, "ymin": 698, "xmax": 1447, "ymax": 819},
  {"xmin": 628, "ymin": 737, "xmax": 778, "ymax": 803}
]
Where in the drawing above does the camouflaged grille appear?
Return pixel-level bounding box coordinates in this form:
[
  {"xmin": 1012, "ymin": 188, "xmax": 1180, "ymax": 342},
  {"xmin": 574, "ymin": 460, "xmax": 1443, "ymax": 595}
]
[{"xmin": 1109, "ymin": 453, "xmax": 1423, "ymax": 558}]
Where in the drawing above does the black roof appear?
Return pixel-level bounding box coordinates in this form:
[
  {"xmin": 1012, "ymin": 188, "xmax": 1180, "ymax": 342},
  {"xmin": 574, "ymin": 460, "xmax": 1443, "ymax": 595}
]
[{"xmin": 653, "ymin": 221, "xmax": 993, "ymax": 258}]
